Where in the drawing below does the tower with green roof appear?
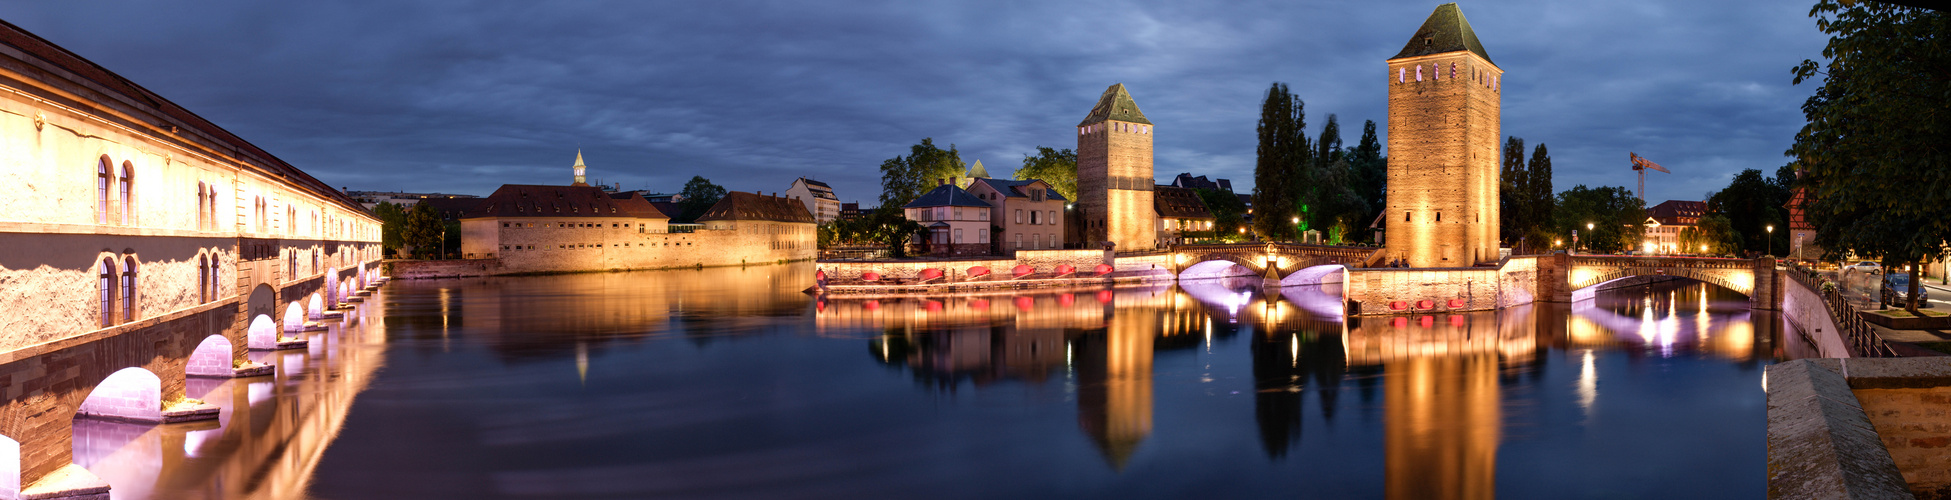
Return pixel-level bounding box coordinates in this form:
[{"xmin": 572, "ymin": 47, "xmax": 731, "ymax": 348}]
[
  {"xmin": 1385, "ymin": 3, "xmax": 1502, "ymax": 267},
  {"xmin": 1076, "ymin": 83, "xmax": 1157, "ymax": 251}
]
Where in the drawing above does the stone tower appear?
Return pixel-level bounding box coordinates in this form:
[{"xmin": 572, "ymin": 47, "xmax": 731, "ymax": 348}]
[
  {"xmin": 572, "ymin": 149, "xmax": 589, "ymax": 186},
  {"xmin": 1077, "ymin": 83, "xmax": 1157, "ymax": 252},
  {"xmin": 1386, "ymin": 3, "xmax": 1501, "ymax": 267}
]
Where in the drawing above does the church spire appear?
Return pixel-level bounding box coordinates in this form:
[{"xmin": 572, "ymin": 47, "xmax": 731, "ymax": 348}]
[{"xmin": 572, "ymin": 149, "xmax": 588, "ymax": 186}]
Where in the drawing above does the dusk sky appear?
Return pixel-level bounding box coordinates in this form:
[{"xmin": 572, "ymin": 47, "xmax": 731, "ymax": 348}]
[{"xmin": 0, "ymin": 1, "xmax": 1827, "ymax": 205}]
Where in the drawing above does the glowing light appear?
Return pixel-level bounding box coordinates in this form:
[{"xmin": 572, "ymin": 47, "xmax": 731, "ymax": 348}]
[{"xmin": 1577, "ymin": 350, "xmax": 1598, "ymax": 416}]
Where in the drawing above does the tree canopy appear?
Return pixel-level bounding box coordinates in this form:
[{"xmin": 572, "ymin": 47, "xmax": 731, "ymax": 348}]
[
  {"xmin": 676, "ymin": 176, "xmax": 727, "ymax": 223},
  {"xmin": 1253, "ymin": 83, "xmax": 1306, "ymax": 241},
  {"xmin": 1705, "ymin": 167, "xmax": 1792, "ymax": 256},
  {"xmin": 403, "ymin": 202, "xmax": 443, "ymax": 259},
  {"xmin": 1554, "ymin": 185, "xmax": 1644, "ymax": 254},
  {"xmin": 1788, "ymin": 0, "xmax": 1949, "ymax": 311},
  {"xmin": 374, "ymin": 201, "xmax": 407, "ymax": 257},
  {"xmin": 880, "ymin": 138, "xmax": 965, "ymax": 207},
  {"xmin": 1014, "ymin": 146, "xmax": 1078, "ymax": 201}
]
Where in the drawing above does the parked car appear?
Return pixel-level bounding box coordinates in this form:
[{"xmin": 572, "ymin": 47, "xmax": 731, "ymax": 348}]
[
  {"xmin": 1846, "ymin": 261, "xmax": 1883, "ymax": 274},
  {"xmin": 1884, "ymin": 271, "xmax": 1932, "ymax": 307}
]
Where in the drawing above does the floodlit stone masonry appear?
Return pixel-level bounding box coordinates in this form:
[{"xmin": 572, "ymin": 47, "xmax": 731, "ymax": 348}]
[
  {"xmin": 1077, "ymin": 83, "xmax": 1157, "ymax": 253},
  {"xmin": 1385, "ymin": 3, "xmax": 1502, "ymax": 268}
]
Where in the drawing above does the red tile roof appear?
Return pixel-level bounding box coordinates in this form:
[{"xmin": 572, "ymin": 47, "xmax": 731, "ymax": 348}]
[
  {"xmin": 464, "ymin": 184, "xmax": 668, "ymax": 219},
  {"xmin": 697, "ymin": 191, "xmax": 816, "ymax": 223}
]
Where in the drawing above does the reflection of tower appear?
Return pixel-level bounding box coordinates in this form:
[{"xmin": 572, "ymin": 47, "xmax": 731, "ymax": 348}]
[
  {"xmin": 572, "ymin": 149, "xmax": 589, "ymax": 186},
  {"xmin": 1076, "ymin": 83, "xmax": 1157, "ymax": 252},
  {"xmin": 1075, "ymin": 309, "xmax": 1156, "ymax": 469},
  {"xmin": 1385, "ymin": 3, "xmax": 1501, "ymax": 267},
  {"xmin": 1384, "ymin": 354, "xmax": 1499, "ymax": 500}
]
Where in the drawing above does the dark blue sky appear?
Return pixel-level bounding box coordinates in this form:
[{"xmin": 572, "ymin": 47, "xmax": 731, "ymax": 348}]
[{"xmin": 0, "ymin": 1, "xmax": 1826, "ymax": 205}]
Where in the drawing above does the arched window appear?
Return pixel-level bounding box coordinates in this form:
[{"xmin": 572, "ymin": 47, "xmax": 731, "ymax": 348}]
[
  {"xmin": 1450, "ymin": 62, "xmax": 1456, "ymax": 79},
  {"xmin": 208, "ymin": 254, "xmax": 220, "ymax": 301},
  {"xmin": 96, "ymin": 157, "xmax": 112, "ymax": 225},
  {"xmin": 1415, "ymin": 65, "xmax": 1423, "ymax": 82},
  {"xmin": 121, "ymin": 256, "xmax": 138, "ymax": 322},
  {"xmin": 1398, "ymin": 67, "xmax": 1405, "ymax": 83},
  {"xmin": 197, "ymin": 254, "xmax": 208, "ymax": 303},
  {"xmin": 99, "ymin": 258, "xmax": 117, "ymax": 327},
  {"xmin": 119, "ymin": 161, "xmax": 134, "ymax": 226},
  {"xmin": 288, "ymin": 206, "xmax": 296, "ymax": 236}
]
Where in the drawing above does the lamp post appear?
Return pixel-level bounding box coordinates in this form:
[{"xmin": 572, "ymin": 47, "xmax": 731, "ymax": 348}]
[
  {"xmin": 1291, "ymin": 216, "xmax": 1300, "ymax": 243},
  {"xmin": 1766, "ymin": 225, "xmax": 1774, "ymax": 257},
  {"xmin": 1586, "ymin": 222, "xmax": 1594, "ymax": 254}
]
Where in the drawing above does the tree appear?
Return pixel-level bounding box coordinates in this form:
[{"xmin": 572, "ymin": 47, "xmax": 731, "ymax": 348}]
[
  {"xmin": 1499, "ymin": 137, "xmax": 1527, "ymax": 244},
  {"xmin": 1348, "ymin": 120, "xmax": 1387, "ymax": 241},
  {"xmin": 403, "ymin": 203, "xmax": 443, "ymax": 259},
  {"xmin": 1790, "ymin": 1, "xmax": 1951, "ymax": 312},
  {"xmin": 676, "ymin": 176, "xmax": 727, "ymax": 223},
  {"xmin": 1526, "ymin": 143, "xmax": 1556, "ymax": 251},
  {"xmin": 1706, "ymin": 168, "xmax": 1790, "ymax": 256},
  {"xmin": 879, "ymin": 138, "xmax": 965, "ymax": 208},
  {"xmin": 1300, "ymin": 115, "xmax": 1367, "ymax": 242},
  {"xmin": 374, "ymin": 201, "xmax": 407, "ymax": 257},
  {"xmin": 1014, "ymin": 147, "xmax": 1078, "ymax": 201},
  {"xmin": 1682, "ymin": 213, "xmax": 1743, "ymax": 256},
  {"xmin": 1553, "ymin": 185, "xmax": 1644, "ymax": 254},
  {"xmin": 1253, "ymin": 83, "xmax": 1308, "ymax": 241}
]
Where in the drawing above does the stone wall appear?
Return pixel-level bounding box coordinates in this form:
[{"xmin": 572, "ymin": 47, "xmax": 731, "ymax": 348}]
[
  {"xmin": 1768, "ymin": 358, "xmax": 1951, "ymax": 499},
  {"xmin": 462, "ymin": 220, "xmax": 814, "ymax": 276},
  {"xmin": 1782, "ymin": 270, "xmax": 1852, "ymax": 358},
  {"xmin": 388, "ymin": 259, "xmax": 501, "ymax": 280},
  {"xmin": 1854, "ymin": 386, "xmax": 1951, "ymax": 495},
  {"xmin": 1077, "ymin": 115, "xmax": 1156, "ymax": 252},
  {"xmin": 1345, "ymin": 267, "xmax": 1504, "ymax": 315}
]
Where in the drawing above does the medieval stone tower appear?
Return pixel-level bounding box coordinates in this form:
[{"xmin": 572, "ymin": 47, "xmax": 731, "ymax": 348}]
[
  {"xmin": 1386, "ymin": 3, "xmax": 1501, "ymax": 267},
  {"xmin": 1077, "ymin": 83, "xmax": 1157, "ymax": 252}
]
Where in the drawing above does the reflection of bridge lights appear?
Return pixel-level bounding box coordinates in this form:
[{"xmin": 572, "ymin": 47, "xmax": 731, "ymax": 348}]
[
  {"xmin": 1577, "ymin": 350, "xmax": 1598, "ymax": 416},
  {"xmin": 1290, "ymin": 334, "xmax": 1299, "ymax": 368},
  {"xmin": 1419, "ymin": 315, "xmax": 1433, "ymax": 328}
]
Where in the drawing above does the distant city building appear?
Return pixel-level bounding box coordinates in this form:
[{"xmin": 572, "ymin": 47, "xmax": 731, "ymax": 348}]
[
  {"xmin": 783, "ymin": 177, "xmax": 842, "ymax": 224},
  {"xmin": 1077, "ymin": 83, "xmax": 1158, "ymax": 252},
  {"xmin": 838, "ymin": 202, "xmax": 869, "ymax": 220},
  {"xmin": 417, "ymin": 197, "xmax": 485, "ymax": 223},
  {"xmin": 345, "ymin": 190, "xmax": 479, "ymax": 209},
  {"xmin": 1643, "ymin": 200, "xmax": 1706, "ymax": 254},
  {"xmin": 456, "ymin": 152, "xmax": 814, "ymax": 271},
  {"xmin": 968, "ymin": 177, "xmax": 1068, "ymax": 252},
  {"xmin": 903, "ymin": 182, "xmax": 993, "ymax": 257},
  {"xmin": 1170, "ymin": 173, "xmax": 1233, "ymax": 193},
  {"xmin": 642, "ymin": 192, "xmax": 685, "ymax": 203},
  {"xmin": 1153, "ymin": 185, "xmax": 1216, "ymax": 245}
]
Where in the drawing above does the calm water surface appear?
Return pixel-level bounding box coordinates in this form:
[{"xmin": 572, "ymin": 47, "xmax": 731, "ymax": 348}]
[{"xmin": 84, "ymin": 262, "xmax": 1800, "ymax": 499}]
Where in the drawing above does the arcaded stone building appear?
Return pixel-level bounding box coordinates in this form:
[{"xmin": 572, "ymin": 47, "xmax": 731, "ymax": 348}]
[
  {"xmin": 1077, "ymin": 84, "xmax": 1157, "ymax": 253},
  {"xmin": 1385, "ymin": 3, "xmax": 1502, "ymax": 267}
]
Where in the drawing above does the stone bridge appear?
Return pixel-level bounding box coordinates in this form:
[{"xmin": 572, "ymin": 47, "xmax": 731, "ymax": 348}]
[{"xmin": 1170, "ymin": 243, "xmax": 1382, "ymax": 285}]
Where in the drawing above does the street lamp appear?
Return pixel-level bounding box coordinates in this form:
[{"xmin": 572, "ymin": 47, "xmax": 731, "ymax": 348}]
[
  {"xmin": 1291, "ymin": 217, "xmax": 1300, "ymax": 243},
  {"xmin": 1767, "ymin": 225, "xmax": 1775, "ymax": 257}
]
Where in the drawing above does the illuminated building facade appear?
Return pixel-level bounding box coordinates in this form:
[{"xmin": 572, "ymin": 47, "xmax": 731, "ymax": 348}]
[{"xmin": 1385, "ymin": 3, "xmax": 1502, "ymax": 267}]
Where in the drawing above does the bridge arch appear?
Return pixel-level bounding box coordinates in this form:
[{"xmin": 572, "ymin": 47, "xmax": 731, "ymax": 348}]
[
  {"xmin": 246, "ymin": 283, "xmax": 275, "ymax": 326},
  {"xmin": 1178, "ymin": 257, "xmax": 1263, "ymax": 281},
  {"xmin": 308, "ymin": 293, "xmax": 324, "ymax": 320},
  {"xmin": 185, "ymin": 335, "xmax": 233, "ymax": 378},
  {"xmin": 283, "ymin": 302, "xmax": 306, "ymax": 333},
  {"xmin": 74, "ymin": 367, "xmax": 161, "ymax": 424},
  {"xmin": 1279, "ymin": 264, "xmax": 1347, "ymax": 287},
  {"xmin": 247, "ymin": 314, "xmax": 278, "ymax": 350},
  {"xmin": 1569, "ymin": 267, "xmax": 1753, "ymax": 298},
  {"xmin": 0, "ymin": 434, "xmax": 15, "ymax": 500}
]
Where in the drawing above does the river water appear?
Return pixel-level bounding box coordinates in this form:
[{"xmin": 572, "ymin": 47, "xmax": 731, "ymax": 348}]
[{"xmin": 79, "ymin": 262, "xmax": 1799, "ymax": 499}]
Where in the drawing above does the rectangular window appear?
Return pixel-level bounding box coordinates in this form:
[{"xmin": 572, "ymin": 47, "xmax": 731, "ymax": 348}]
[
  {"xmin": 980, "ymin": 210, "xmax": 988, "ymax": 221},
  {"xmin": 979, "ymin": 228, "xmax": 988, "ymax": 243},
  {"xmin": 1049, "ymin": 211, "xmax": 1057, "ymax": 225},
  {"xmin": 1032, "ymin": 233, "xmax": 1041, "ymax": 249},
  {"xmin": 1014, "ymin": 233, "xmax": 1022, "ymax": 249},
  {"xmin": 1015, "ymin": 209, "xmax": 1023, "ymax": 224},
  {"xmin": 1030, "ymin": 211, "xmax": 1038, "ymax": 225},
  {"xmin": 954, "ymin": 207, "xmax": 962, "ymax": 219},
  {"xmin": 954, "ymin": 228, "xmax": 963, "ymax": 244}
]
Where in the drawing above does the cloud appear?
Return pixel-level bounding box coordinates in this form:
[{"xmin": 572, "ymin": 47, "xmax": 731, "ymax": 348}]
[{"xmin": 0, "ymin": 0, "xmax": 1827, "ymax": 204}]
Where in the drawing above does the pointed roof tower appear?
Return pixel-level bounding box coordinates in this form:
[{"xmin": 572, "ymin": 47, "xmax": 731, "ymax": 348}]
[
  {"xmin": 1078, "ymin": 83, "xmax": 1150, "ymax": 126},
  {"xmin": 967, "ymin": 159, "xmax": 990, "ymax": 179},
  {"xmin": 571, "ymin": 149, "xmax": 589, "ymax": 186},
  {"xmin": 1390, "ymin": 3, "xmax": 1494, "ymax": 65}
]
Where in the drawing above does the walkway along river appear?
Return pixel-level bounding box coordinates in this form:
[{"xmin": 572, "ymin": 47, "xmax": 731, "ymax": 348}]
[{"xmin": 83, "ymin": 262, "xmax": 1800, "ymax": 499}]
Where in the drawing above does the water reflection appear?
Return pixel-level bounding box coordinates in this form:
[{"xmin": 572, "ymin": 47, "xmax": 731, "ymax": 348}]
[{"xmin": 89, "ymin": 266, "xmax": 1783, "ymax": 499}]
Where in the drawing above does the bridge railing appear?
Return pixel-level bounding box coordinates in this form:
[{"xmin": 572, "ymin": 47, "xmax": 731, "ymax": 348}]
[
  {"xmin": 1570, "ymin": 255, "xmax": 1751, "ymax": 270},
  {"xmin": 1784, "ymin": 262, "xmax": 1896, "ymax": 358}
]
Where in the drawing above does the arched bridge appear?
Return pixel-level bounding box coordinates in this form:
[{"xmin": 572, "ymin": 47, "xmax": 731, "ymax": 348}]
[
  {"xmin": 1171, "ymin": 243, "xmax": 1381, "ymax": 284},
  {"xmin": 1568, "ymin": 255, "xmax": 1768, "ymax": 298}
]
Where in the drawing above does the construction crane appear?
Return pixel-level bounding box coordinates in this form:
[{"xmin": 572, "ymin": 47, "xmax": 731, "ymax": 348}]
[{"xmin": 1628, "ymin": 153, "xmax": 1670, "ymax": 205}]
